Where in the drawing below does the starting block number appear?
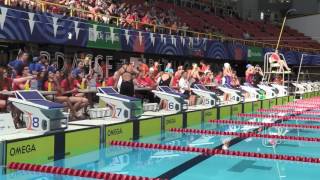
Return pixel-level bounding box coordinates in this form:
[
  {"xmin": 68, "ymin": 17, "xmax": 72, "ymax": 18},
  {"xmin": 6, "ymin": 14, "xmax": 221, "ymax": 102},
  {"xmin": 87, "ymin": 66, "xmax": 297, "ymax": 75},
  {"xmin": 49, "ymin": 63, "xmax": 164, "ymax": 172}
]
[
  {"xmin": 204, "ymin": 99, "xmax": 211, "ymax": 105},
  {"xmin": 168, "ymin": 102, "xmax": 175, "ymax": 110},
  {"xmin": 116, "ymin": 108, "xmax": 122, "ymax": 117},
  {"xmin": 32, "ymin": 117, "xmax": 40, "ymax": 128}
]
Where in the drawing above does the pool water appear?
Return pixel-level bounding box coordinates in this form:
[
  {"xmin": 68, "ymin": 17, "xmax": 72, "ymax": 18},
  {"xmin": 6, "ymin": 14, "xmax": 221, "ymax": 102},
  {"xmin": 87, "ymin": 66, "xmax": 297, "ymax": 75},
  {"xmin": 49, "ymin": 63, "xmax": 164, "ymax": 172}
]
[{"xmin": 2, "ymin": 116, "xmax": 320, "ymax": 180}]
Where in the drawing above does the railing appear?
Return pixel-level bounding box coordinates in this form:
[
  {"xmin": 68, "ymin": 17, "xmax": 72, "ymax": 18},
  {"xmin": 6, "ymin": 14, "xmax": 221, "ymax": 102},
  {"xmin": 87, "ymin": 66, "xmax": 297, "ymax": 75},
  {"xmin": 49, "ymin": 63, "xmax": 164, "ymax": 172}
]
[{"xmin": 2, "ymin": 0, "xmax": 320, "ymax": 53}]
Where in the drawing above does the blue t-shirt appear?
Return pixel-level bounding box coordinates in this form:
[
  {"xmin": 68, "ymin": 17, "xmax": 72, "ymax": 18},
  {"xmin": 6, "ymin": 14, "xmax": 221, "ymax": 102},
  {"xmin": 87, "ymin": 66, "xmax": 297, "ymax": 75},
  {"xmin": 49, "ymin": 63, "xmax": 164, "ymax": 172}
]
[
  {"xmin": 164, "ymin": 68, "xmax": 174, "ymax": 73},
  {"xmin": 9, "ymin": 59, "xmax": 25, "ymax": 75},
  {"xmin": 29, "ymin": 63, "xmax": 44, "ymax": 73}
]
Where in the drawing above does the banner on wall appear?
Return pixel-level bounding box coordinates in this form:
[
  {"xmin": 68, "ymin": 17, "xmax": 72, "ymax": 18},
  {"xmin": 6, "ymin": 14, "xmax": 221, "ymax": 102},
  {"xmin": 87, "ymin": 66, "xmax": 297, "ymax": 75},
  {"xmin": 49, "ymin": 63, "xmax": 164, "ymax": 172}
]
[
  {"xmin": 0, "ymin": 6, "xmax": 88, "ymax": 46},
  {"xmin": 87, "ymin": 23, "xmax": 121, "ymax": 50},
  {"xmin": 248, "ymin": 46, "xmax": 263, "ymax": 62}
]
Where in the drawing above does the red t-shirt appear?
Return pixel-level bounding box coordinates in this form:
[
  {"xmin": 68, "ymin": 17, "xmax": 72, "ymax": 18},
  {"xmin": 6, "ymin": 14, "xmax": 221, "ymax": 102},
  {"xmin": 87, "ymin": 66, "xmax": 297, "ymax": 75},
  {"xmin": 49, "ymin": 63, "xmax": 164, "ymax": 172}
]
[
  {"xmin": 271, "ymin": 53, "xmax": 280, "ymax": 62},
  {"xmin": 44, "ymin": 81, "xmax": 56, "ymax": 91},
  {"xmin": 139, "ymin": 63, "xmax": 149, "ymax": 73},
  {"xmin": 200, "ymin": 65, "xmax": 208, "ymax": 72},
  {"xmin": 101, "ymin": 64, "xmax": 107, "ymax": 78},
  {"xmin": 60, "ymin": 79, "xmax": 79, "ymax": 92},
  {"xmin": 141, "ymin": 16, "xmax": 150, "ymax": 24},
  {"xmin": 137, "ymin": 76, "xmax": 154, "ymax": 87},
  {"xmin": 106, "ymin": 77, "xmax": 115, "ymax": 87},
  {"xmin": 1, "ymin": 78, "xmax": 12, "ymax": 91},
  {"xmin": 171, "ymin": 76, "xmax": 180, "ymax": 88},
  {"xmin": 215, "ymin": 75, "xmax": 222, "ymax": 85},
  {"xmin": 12, "ymin": 76, "xmax": 28, "ymax": 91},
  {"xmin": 202, "ymin": 76, "xmax": 211, "ymax": 84}
]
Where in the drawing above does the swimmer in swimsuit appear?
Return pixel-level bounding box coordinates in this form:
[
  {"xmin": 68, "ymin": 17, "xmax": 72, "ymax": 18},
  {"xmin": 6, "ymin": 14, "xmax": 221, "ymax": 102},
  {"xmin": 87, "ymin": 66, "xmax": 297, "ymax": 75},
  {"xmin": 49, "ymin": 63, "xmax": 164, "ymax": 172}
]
[{"xmin": 118, "ymin": 63, "xmax": 135, "ymax": 97}]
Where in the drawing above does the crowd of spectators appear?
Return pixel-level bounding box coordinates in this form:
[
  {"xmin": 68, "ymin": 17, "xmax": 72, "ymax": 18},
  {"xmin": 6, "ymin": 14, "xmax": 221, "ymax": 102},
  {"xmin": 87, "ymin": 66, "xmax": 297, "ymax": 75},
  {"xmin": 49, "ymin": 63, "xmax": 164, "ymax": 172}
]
[
  {"xmin": 3, "ymin": 0, "xmax": 239, "ymax": 37},
  {"xmin": 4, "ymin": 0, "xmax": 189, "ymax": 35},
  {"xmin": 0, "ymin": 46, "xmax": 289, "ymax": 131}
]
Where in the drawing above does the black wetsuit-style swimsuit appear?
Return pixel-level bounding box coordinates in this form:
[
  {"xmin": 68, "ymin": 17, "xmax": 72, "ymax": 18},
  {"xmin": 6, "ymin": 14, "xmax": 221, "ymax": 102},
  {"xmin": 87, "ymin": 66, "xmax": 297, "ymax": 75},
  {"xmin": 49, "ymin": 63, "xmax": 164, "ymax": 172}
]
[{"xmin": 119, "ymin": 66, "xmax": 134, "ymax": 97}]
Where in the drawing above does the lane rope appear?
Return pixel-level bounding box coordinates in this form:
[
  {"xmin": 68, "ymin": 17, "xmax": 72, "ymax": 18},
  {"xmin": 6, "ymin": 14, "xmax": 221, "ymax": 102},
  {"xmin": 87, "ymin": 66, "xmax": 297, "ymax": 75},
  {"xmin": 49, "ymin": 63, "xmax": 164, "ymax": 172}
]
[
  {"xmin": 7, "ymin": 162, "xmax": 165, "ymax": 180},
  {"xmin": 169, "ymin": 128, "xmax": 320, "ymax": 142},
  {"xmin": 110, "ymin": 141, "xmax": 320, "ymax": 164},
  {"xmin": 237, "ymin": 113, "xmax": 320, "ymax": 122},
  {"xmin": 208, "ymin": 119, "xmax": 320, "ymax": 130}
]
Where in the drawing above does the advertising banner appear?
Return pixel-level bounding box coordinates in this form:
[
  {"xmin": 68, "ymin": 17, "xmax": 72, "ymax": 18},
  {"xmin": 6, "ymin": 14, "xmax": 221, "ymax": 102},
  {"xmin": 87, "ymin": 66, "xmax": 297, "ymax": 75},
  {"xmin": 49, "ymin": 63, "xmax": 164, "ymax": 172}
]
[
  {"xmin": 87, "ymin": 23, "xmax": 121, "ymax": 50},
  {"xmin": 65, "ymin": 128, "xmax": 100, "ymax": 158},
  {"xmin": 6, "ymin": 136, "xmax": 54, "ymax": 166},
  {"xmin": 248, "ymin": 46, "xmax": 263, "ymax": 62},
  {"xmin": 106, "ymin": 122, "xmax": 133, "ymax": 146}
]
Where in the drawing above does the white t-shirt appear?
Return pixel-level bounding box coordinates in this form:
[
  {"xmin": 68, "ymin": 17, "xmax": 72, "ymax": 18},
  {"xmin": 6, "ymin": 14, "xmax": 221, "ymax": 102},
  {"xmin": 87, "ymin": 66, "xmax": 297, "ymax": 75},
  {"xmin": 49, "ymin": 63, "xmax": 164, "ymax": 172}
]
[{"xmin": 179, "ymin": 78, "xmax": 189, "ymax": 93}]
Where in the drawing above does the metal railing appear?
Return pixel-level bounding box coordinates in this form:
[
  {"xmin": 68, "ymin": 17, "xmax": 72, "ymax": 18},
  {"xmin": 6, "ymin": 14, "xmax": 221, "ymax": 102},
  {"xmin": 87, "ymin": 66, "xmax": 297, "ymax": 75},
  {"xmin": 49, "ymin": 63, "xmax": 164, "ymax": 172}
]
[{"xmin": 2, "ymin": 0, "xmax": 320, "ymax": 53}]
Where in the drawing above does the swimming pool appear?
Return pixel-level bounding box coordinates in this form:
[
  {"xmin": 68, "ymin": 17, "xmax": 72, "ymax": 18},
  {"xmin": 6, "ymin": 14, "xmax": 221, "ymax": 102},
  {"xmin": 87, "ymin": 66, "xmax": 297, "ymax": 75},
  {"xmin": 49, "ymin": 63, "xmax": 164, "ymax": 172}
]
[{"xmin": 2, "ymin": 113, "xmax": 320, "ymax": 180}]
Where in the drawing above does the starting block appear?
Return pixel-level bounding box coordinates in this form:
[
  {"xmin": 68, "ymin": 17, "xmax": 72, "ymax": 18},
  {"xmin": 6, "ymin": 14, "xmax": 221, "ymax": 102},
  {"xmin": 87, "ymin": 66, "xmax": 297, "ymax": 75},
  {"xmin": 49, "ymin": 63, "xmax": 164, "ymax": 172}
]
[
  {"xmin": 241, "ymin": 84, "xmax": 262, "ymax": 101},
  {"xmin": 8, "ymin": 90, "xmax": 68, "ymax": 133},
  {"xmin": 191, "ymin": 84, "xmax": 220, "ymax": 107},
  {"xmin": 257, "ymin": 84, "xmax": 276, "ymax": 99},
  {"xmin": 301, "ymin": 82, "xmax": 314, "ymax": 92},
  {"xmin": 218, "ymin": 85, "xmax": 244, "ymax": 104},
  {"xmin": 97, "ymin": 87, "xmax": 143, "ymax": 121},
  {"xmin": 291, "ymin": 83, "xmax": 306, "ymax": 95},
  {"xmin": 271, "ymin": 83, "xmax": 288, "ymax": 97},
  {"xmin": 152, "ymin": 86, "xmax": 188, "ymax": 113}
]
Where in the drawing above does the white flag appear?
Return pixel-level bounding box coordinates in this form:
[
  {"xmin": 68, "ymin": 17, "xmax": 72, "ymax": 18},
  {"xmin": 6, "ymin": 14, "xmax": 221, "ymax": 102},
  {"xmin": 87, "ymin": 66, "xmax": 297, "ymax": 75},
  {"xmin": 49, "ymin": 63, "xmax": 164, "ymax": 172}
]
[
  {"xmin": 27, "ymin": 12, "xmax": 35, "ymax": 34},
  {"xmin": 52, "ymin": 16, "xmax": 59, "ymax": 37},
  {"xmin": 138, "ymin": 31, "xmax": 143, "ymax": 45},
  {"xmin": 160, "ymin": 34, "xmax": 164, "ymax": 43},
  {"xmin": 0, "ymin": 7, "xmax": 7, "ymax": 30},
  {"xmin": 180, "ymin": 36, "xmax": 185, "ymax": 46},
  {"xmin": 189, "ymin": 37, "xmax": 193, "ymax": 47},
  {"xmin": 110, "ymin": 27, "xmax": 115, "ymax": 43},
  {"xmin": 125, "ymin": 29, "xmax": 130, "ymax": 45},
  {"xmin": 74, "ymin": 21, "xmax": 80, "ymax": 40},
  {"xmin": 171, "ymin": 35, "xmax": 176, "ymax": 47},
  {"xmin": 150, "ymin": 33, "xmax": 155, "ymax": 46}
]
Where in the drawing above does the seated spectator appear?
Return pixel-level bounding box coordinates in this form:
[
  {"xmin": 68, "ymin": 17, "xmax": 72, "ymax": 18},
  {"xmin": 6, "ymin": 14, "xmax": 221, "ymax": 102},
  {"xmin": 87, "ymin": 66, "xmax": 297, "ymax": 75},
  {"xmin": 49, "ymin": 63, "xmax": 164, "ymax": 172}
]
[
  {"xmin": 164, "ymin": 62, "xmax": 174, "ymax": 74},
  {"xmin": 12, "ymin": 66, "xmax": 32, "ymax": 90},
  {"xmin": 60, "ymin": 72, "xmax": 89, "ymax": 120},
  {"xmin": 215, "ymin": 71, "xmax": 223, "ymax": 85},
  {"xmin": 170, "ymin": 65, "xmax": 184, "ymax": 90},
  {"xmin": 149, "ymin": 61, "xmax": 160, "ymax": 77},
  {"xmin": 171, "ymin": 21, "xmax": 178, "ymax": 34},
  {"xmin": 243, "ymin": 31, "xmax": 251, "ymax": 40},
  {"xmin": 105, "ymin": 72, "xmax": 119, "ymax": 88},
  {"xmin": 44, "ymin": 69, "xmax": 71, "ymax": 108},
  {"xmin": 179, "ymin": 71, "xmax": 191, "ymax": 100},
  {"xmin": 200, "ymin": 60, "xmax": 209, "ymax": 74},
  {"xmin": 0, "ymin": 68, "xmax": 12, "ymax": 111}
]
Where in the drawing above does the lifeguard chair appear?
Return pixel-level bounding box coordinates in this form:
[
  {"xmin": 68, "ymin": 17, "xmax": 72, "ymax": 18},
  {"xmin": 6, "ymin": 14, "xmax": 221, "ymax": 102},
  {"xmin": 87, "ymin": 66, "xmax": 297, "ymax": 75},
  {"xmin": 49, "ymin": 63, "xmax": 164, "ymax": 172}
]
[{"xmin": 263, "ymin": 52, "xmax": 291, "ymax": 86}]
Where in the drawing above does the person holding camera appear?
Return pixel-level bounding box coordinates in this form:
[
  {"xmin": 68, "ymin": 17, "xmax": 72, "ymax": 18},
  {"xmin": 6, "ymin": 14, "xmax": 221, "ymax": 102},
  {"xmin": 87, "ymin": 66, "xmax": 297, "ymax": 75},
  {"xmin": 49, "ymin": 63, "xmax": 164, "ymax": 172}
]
[{"xmin": 246, "ymin": 64, "xmax": 264, "ymax": 86}]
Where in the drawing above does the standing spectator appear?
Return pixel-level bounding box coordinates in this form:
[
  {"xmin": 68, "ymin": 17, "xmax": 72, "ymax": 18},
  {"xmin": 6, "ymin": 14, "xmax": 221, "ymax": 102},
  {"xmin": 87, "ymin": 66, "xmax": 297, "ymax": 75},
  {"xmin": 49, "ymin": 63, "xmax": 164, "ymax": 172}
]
[
  {"xmin": 8, "ymin": 52, "xmax": 29, "ymax": 77},
  {"xmin": 181, "ymin": 22, "xmax": 189, "ymax": 36},
  {"xmin": 245, "ymin": 64, "xmax": 255, "ymax": 84}
]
